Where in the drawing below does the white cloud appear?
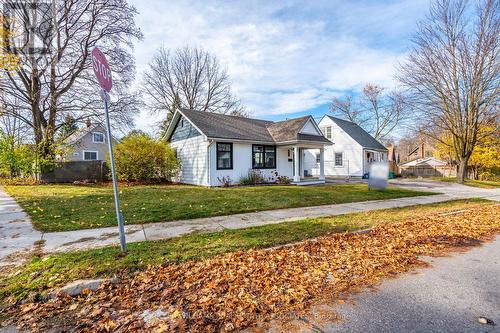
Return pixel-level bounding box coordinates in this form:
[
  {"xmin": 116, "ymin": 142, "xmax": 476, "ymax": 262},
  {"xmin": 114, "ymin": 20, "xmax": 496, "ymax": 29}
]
[{"xmin": 129, "ymin": 0, "xmax": 428, "ymax": 130}]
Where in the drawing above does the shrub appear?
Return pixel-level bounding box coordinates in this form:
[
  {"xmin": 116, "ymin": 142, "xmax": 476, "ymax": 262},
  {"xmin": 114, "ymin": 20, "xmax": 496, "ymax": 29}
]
[
  {"xmin": 478, "ymin": 171, "xmax": 499, "ymax": 181},
  {"xmin": 217, "ymin": 176, "xmax": 232, "ymax": 187},
  {"xmin": 276, "ymin": 175, "xmax": 291, "ymax": 184},
  {"xmin": 238, "ymin": 170, "xmax": 264, "ymax": 185},
  {"xmin": 112, "ymin": 133, "xmax": 180, "ymax": 182}
]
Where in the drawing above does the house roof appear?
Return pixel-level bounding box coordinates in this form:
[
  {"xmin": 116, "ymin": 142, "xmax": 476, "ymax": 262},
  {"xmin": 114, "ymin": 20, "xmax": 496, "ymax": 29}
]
[
  {"xmin": 62, "ymin": 124, "xmax": 105, "ymax": 145},
  {"xmin": 400, "ymin": 157, "xmax": 447, "ymax": 167},
  {"xmin": 325, "ymin": 115, "xmax": 387, "ymax": 151},
  {"xmin": 179, "ymin": 109, "xmax": 274, "ymax": 142},
  {"xmin": 267, "ymin": 116, "xmax": 312, "ymax": 142},
  {"xmin": 171, "ymin": 109, "xmax": 330, "ymax": 144}
]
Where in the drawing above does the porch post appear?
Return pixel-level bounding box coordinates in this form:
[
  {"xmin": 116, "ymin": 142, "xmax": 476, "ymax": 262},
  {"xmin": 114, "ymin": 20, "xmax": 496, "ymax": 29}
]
[
  {"xmin": 319, "ymin": 148, "xmax": 325, "ymax": 181},
  {"xmin": 293, "ymin": 146, "xmax": 300, "ymax": 182}
]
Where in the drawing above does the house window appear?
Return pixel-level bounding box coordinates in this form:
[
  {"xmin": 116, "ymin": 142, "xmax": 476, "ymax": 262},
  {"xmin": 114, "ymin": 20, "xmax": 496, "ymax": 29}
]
[
  {"xmin": 316, "ymin": 153, "xmax": 321, "ymax": 163},
  {"xmin": 326, "ymin": 127, "xmax": 332, "ymax": 140},
  {"xmin": 216, "ymin": 143, "xmax": 233, "ymax": 170},
  {"xmin": 83, "ymin": 151, "xmax": 98, "ymax": 160},
  {"xmin": 93, "ymin": 132, "xmax": 104, "ymax": 143},
  {"xmin": 322, "ymin": 126, "xmax": 332, "ymax": 140},
  {"xmin": 335, "ymin": 152, "xmax": 343, "ymax": 166},
  {"xmin": 252, "ymin": 145, "xmax": 276, "ymax": 169}
]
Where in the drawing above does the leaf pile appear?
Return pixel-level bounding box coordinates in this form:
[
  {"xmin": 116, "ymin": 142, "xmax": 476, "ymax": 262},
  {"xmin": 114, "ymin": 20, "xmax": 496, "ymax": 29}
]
[{"xmin": 6, "ymin": 204, "xmax": 500, "ymax": 332}]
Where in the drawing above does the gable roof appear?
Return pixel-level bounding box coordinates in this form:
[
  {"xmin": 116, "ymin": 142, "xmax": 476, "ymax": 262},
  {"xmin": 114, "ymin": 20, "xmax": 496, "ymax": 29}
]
[
  {"xmin": 167, "ymin": 109, "xmax": 330, "ymax": 144},
  {"xmin": 400, "ymin": 157, "xmax": 447, "ymax": 167},
  {"xmin": 62, "ymin": 124, "xmax": 106, "ymax": 145},
  {"xmin": 325, "ymin": 115, "xmax": 387, "ymax": 151},
  {"xmin": 267, "ymin": 116, "xmax": 310, "ymax": 142},
  {"xmin": 179, "ymin": 109, "xmax": 274, "ymax": 142}
]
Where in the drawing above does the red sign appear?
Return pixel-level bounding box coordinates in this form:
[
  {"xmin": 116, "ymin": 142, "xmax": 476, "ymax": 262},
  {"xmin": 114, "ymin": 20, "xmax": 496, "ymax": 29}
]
[{"xmin": 92, "ymin": 47, "xmax": 112, "ymax": 92}]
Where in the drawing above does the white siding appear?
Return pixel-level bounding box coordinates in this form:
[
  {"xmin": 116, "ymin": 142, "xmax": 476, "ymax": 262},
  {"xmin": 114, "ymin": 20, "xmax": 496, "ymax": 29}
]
[
  {"xmin": 300, "ymin": 119, "xmax": 322, "ymax": 135},
  {"xmin": 209, "ymin": 143, "xmax": 293, "ymax": 186},
  {"xmin": 170, "ymin": 135, "xmax": 209, "ymax": 186},
  {"xmin": 305, "ymin": 117, "xmax": 365, "ymax": 177},
  {"xmin": 276, "ymin": 147, "xmax": 294, "ymax": 179}
]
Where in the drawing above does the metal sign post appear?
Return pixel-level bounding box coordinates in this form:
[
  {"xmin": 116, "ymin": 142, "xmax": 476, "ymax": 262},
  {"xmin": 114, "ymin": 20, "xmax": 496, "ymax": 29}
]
[
  {"xmin": 102, "ymin": 91, "xmax": 126, "ymax": 254},
  {"xmin": 92, "ymin": 47, "xmax": 126, "ymax": 254}
]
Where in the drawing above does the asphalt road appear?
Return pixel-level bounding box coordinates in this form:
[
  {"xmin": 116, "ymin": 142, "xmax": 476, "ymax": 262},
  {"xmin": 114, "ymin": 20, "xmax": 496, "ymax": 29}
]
[{"xmin": 324, "ymin": 235, "xmax": 500, "ymax": 333}]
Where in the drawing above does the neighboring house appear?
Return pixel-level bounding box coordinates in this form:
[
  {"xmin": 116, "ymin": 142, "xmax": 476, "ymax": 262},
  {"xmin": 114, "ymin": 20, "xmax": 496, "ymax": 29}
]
[
  {"xmin": 61, "ymin": 122, "xmax": 109, "ymax": 162},
  {"xmin": 164, "ymin": 109, "xmax": 331, "ymax": 186},
  {"xmin": 398, "ymin": 140, "xmax": 436, "ymax": 164},
  {"xmin": 303, "ymin": 115, "xmax": 388, "ymax": 177},
  {"xmin": 399, "ymin": 157, "xmax": 456, "ymax": 177}
]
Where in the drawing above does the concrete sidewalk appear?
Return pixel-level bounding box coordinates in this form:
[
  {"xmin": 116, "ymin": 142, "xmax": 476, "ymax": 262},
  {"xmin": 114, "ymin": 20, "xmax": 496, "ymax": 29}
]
[
  {"xmin": 1, "ymin": 181, "xmax": 499, "ymax": 263},
  {"xmin": 0, "ymin": 187, "xmax": 42, "ymax": 266}
]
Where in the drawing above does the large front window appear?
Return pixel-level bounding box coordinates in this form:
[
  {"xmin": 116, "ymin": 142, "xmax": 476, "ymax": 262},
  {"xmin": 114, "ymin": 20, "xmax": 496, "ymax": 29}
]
[
  {"xmin": 252, "ymin": 145, "xmax": 276, "ymax": 169},
  {"xmin": 216, "ymin": 143, "xmax": 233, "ymax": 170}
]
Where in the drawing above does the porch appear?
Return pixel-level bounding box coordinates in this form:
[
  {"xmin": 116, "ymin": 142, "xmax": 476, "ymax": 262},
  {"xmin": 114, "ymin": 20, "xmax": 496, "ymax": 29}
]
[
  {"xmin": 280, "ymin": 144, "xmax": 326, "ymax": 185},
  {"xmin": 363, "ymin": 149, "xmax": 388, "ymax": 175}
]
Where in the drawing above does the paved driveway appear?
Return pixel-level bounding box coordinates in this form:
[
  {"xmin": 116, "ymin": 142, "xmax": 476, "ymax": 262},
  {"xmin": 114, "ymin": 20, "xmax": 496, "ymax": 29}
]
[{"xmin": 389, "ymin": 178, "xmax": 500, "ymax": 200}]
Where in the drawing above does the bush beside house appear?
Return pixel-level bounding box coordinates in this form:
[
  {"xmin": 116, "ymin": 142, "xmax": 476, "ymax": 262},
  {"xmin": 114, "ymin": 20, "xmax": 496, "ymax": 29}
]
[{"xmin": 112, "ymin": 133, "xmax": 179, "ymax": 182}]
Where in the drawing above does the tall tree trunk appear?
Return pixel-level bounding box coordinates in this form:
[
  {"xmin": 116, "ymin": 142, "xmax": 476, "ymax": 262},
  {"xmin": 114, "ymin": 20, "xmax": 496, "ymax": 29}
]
[{"xmin": 457, "ymin": 158, "xmax": 469, "ymax": 184}]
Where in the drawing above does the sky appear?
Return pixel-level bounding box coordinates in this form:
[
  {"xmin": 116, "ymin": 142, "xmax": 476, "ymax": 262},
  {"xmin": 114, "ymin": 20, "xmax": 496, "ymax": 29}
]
[{"xmin": 129, "ymin": 0, "xmax": 430, "ymax": 133}]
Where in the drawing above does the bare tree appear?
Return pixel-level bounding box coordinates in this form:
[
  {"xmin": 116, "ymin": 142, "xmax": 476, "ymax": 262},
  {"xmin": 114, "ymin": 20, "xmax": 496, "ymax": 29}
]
[
  {"xmin": 0, "ymin": 0, "xmax": 142, "ymax": 162},
  {"xmin": 397, "ymin": 0, "xmax": 499, "ymax": 183},
  {"xmin": 330, "ymin": 83, "xmax": 407, "ymax": 141},
  {"xmin": 142, "ymin": 46, "xmax": 246, "ymax": 130},
  {"xmin": 330, "ymin": 94, "xmax": 366, "ymax": 125}
]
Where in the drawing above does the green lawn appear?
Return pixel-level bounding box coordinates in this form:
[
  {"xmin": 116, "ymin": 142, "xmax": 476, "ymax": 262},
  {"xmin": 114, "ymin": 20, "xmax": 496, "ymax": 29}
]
[
  {"xmin": 431, "ymin": 177, "xmax": 500, "ymax": 189},
  {"xmin": 4, "ymin": 184, "xmax": 434, "ymax": 232},
  {"xmin": 0, "ymin": 199, "xmax": 490, "ymax": 303}
]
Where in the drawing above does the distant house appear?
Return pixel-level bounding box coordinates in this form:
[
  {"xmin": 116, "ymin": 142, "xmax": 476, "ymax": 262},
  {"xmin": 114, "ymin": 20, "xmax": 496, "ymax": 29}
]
[
  {"xmin": 399, "ymin": 157, "xmax": 456, "ymax": 177},
  {"xmin": 61, "ymin": 122, "xmax": 109, "ymax": 162},
  {"xmin": 164, "ymin": 109, "xmax": 331, "ymax": 186},
  {"xmin": 303, "ymin": 115, "xmax": 388, "ymax": 178}
]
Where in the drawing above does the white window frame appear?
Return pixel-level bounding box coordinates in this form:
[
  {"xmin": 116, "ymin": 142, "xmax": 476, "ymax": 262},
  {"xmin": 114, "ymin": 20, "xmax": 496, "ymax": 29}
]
[
  {"xmin": 325, "ymin": 126, "xmax": 332, "ymax": 140},
  {"xmin": 334, "ymin": 152, "xmax": 343, "ymax": 167},
  {"xmin": 92, "ymin": 132, "xmax": 105, "ymax": 143},
  {"xmin": 83, "ymin": 150, "xmax": 99, "ymax": 161}
]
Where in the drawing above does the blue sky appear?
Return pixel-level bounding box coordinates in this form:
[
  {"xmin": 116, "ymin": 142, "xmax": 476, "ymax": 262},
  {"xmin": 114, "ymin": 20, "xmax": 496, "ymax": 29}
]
[{"xmin": 129, "ymin": 0, "xmax": 430, "ymax": 131}]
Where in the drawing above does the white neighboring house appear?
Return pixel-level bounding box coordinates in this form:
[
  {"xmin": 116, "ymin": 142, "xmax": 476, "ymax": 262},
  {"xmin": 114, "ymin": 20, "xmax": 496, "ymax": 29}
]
[
  {"xmin": 61, "ymin": 123, "xmax": 109, "ymax": 162},
  {"xmin": 304, "ymin": 115, "xmax": 388, "ymax": 178},
  {"xmin": 164, "ymin": 109, "xmax": 332, "ymax": 186}
]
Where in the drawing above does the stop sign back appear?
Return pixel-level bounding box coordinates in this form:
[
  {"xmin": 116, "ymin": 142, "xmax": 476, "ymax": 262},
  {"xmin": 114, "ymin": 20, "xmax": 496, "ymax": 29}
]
[{"xmin": 92, "ymin": 47, "xmax": 112, "ymax": 92}]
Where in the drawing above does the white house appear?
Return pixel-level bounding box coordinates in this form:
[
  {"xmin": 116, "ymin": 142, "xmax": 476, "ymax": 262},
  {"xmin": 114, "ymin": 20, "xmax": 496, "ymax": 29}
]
[
  {"xmin": 303, "ymin": 115, "xmax": 388, "ymax": 178},
  {"xmin": 164, "ymin": 109, "xmax": 332, "ymax": 186}
]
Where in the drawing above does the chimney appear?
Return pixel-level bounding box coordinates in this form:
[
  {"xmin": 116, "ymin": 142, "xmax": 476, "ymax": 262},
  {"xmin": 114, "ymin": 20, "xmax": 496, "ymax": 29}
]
[
  {"xmin": 86, "ymin": 118, "xmax": 91, "ymax": 128},
  {"xmin": 387, "ymin": 144, "xmax": 395, "ymax": 161},
  {"xmin": 420, "ymin": 142, "xmax": 425, "ymax": 159}
]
